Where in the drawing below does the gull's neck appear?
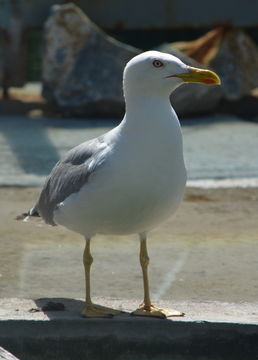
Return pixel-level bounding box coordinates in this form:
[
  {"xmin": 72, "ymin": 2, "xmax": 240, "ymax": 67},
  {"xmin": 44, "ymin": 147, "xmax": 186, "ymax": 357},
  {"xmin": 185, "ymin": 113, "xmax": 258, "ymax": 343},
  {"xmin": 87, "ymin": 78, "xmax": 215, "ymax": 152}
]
[{"xmin": 121, "ymin": 92, "xmax": 178, "ymax": 132}]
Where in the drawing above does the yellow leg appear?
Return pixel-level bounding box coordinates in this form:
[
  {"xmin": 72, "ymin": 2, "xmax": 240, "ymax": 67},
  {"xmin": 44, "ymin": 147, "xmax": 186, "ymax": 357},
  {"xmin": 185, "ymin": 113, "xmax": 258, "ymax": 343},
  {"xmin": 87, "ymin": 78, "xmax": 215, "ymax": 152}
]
[
  {"xmin": 132, "ymin": 233, "xmax": 185, "ymax": 319},
  {"xmin": 140, "ymin": 233, "xmax": 152, "ymax": 309},
  {"xmin": 84, "ymin": 237, "xmax": 93, "ymax": 307},
  {"xmin": 81, "ymin": 237, "xmax": 123, "ymax": 318}
]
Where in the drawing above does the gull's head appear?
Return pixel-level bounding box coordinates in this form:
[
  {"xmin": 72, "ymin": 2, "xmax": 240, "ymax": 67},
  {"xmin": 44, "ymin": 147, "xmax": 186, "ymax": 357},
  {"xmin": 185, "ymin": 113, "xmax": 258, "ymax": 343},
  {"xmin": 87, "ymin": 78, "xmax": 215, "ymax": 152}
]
[{"xmin": 123, "ymin": 50, "xmax": 220, "ymax": 97}]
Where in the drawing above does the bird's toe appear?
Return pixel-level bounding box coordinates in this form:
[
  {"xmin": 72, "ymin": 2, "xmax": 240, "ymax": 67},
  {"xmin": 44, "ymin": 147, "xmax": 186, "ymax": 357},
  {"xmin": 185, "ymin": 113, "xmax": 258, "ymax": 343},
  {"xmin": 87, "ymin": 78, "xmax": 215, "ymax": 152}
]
[
  {"xmin": 131, "ymin": 304, "xmax": 184, "ymax": 319},
  {"xmin": 82, "ymin": 303, "xmax": 123, "ymax": 318}
]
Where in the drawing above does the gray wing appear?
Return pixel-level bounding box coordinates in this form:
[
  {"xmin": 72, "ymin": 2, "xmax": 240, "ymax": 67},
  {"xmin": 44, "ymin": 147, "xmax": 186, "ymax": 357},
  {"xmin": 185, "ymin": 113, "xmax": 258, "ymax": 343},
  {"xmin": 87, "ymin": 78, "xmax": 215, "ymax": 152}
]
[{"xmin": 34, "ymin": 136, "xmax": 107, "ymax": 226}]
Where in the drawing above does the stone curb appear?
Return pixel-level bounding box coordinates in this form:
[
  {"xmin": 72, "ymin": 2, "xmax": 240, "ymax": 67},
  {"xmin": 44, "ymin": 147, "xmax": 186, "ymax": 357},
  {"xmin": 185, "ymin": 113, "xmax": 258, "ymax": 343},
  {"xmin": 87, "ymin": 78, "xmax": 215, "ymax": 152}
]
[
  {"xmin": 0, "ymin": 319, "xmax": 258, "ymax": 360},
  {"xmin": 0, "ymin": 299, "xmax": 258, "ymax": 359}
]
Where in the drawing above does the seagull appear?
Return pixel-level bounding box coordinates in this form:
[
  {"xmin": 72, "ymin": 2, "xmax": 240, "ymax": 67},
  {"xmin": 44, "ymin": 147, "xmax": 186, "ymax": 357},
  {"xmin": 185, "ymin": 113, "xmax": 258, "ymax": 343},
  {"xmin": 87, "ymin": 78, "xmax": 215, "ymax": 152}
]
[{"xmin": 29, "ymin": 51, "xmax": 220, "ymax": 318}]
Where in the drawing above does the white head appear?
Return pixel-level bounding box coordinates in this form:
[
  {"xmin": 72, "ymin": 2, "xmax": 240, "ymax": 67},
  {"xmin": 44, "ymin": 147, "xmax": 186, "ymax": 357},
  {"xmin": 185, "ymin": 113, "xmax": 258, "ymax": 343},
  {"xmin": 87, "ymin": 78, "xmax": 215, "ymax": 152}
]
[{"xmin": 123, "ymin": 50, "xmax": 220, "ymax": 98}]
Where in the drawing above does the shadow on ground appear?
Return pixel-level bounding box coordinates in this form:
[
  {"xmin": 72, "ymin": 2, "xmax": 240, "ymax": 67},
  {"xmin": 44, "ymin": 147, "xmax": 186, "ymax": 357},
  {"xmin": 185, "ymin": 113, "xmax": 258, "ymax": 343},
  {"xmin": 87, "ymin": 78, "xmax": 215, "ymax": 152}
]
[{"xmin": 35, "ymin": 297, "xmax": 85, "ymax": 319}]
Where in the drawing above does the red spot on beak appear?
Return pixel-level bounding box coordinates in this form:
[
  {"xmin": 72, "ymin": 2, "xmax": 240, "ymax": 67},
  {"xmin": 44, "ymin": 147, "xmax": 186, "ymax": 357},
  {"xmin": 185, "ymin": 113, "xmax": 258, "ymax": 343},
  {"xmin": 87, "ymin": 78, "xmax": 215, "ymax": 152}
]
[{"xmin": 203, "ymin": 78, "xmax": 218, "ymax": 84}]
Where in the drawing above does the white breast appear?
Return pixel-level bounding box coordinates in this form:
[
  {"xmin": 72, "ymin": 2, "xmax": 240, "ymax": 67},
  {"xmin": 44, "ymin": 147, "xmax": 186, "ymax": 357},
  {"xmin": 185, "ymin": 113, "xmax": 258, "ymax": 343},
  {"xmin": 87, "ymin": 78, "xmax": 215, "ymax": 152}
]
[{"xmin": 54, "ymin": 103, "xmax": 186, "ymax": 237}]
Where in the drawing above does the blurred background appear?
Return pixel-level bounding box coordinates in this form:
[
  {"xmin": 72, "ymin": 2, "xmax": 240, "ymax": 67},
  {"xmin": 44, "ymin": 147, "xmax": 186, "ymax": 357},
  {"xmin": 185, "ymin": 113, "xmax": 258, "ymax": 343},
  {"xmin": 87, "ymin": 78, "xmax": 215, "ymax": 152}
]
[
  {"xmin": 2, "ymin": 0, "xmax": 258, "ymax": 118},
  {"xmin": 1, "ymin": 0, "xmax": 258, "ymax": 100},
  {"xmin": 0, "ymin": 1, "xmax": 257, "ymax": 307}
]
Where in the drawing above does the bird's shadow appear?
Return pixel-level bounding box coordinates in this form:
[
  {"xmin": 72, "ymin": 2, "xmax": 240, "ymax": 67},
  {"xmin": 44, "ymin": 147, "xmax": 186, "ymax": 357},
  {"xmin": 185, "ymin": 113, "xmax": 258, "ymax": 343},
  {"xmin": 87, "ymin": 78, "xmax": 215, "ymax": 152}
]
[
  {"xmin": 34, "ymin": 298, "xmax": 85, "ymax": 320},
  {"xmin": 34, "ymin": 298, "xmax": 132, "ymax": 321},
  {"xmin": 34, "ymin": 298, "xmax": 169, "ymax": 321}
]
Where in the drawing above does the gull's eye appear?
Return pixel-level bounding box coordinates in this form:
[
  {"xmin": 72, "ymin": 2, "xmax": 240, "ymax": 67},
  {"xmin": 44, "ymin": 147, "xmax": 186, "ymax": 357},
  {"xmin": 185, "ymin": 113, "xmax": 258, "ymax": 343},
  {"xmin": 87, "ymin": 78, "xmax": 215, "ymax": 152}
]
[{"xmin": 153, "ymin": 59, "xmax": 164, "ymax": 68}]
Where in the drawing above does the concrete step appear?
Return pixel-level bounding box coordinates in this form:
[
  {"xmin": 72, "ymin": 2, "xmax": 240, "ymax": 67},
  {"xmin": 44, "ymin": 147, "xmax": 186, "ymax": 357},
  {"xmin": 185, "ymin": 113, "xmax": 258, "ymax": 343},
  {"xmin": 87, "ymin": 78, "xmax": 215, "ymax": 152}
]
[{"xmin": 0, "ymin": 298, "xmax": 257, "ymax": 360}]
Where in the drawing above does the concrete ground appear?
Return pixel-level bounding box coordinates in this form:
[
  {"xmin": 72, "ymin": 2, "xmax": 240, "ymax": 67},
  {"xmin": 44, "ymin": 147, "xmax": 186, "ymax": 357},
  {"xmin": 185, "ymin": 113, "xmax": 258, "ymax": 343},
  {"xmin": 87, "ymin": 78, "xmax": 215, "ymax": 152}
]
[
  {"xmin": 1, "ymin": 114, "xmax": 258, "ymax": 186},
  {"xmin": 1, "ymin": 186, "xmax": 258, "ymax": 305},
  {"xmin": 1, "ymin": 298, "xmax": 258, "ymax": 324},
  {"xmin": 0, "ymin": 113, "xmax": 258, "ymax": 308}
]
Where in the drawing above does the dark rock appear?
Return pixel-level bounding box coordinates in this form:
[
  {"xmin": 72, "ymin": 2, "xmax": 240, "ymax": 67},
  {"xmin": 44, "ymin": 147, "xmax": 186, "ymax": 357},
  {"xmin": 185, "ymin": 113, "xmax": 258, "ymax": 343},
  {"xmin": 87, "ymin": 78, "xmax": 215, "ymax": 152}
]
[
  {"xmin": 172, "ymin": 82, "xmax": 222, "ymax": 116},
  {"xmin": 209, "ymin": 28, "xmax": 258, "ymax": 100},
  {"xmin": 42, "ymin": 3, "xmax": 140, "ymax": 117}
]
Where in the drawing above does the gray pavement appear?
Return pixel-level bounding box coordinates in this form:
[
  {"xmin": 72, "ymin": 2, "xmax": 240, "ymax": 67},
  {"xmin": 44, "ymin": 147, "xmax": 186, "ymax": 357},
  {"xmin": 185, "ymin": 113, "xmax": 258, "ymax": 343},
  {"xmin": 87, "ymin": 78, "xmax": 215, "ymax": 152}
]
[
  {"xmin": 0, "ymin": 114, "xmax": 258, "ymax": 186},
  {"xmin": 0, "ymin": 114, "xmax": 258, "ymax": 326},
  {"xmin": 1, "ymin": 186, "xmax": 258, "ymax": 304},
  {"xmin": 1, "ymin": 298, "xmax": 258, "ymax": 324}
]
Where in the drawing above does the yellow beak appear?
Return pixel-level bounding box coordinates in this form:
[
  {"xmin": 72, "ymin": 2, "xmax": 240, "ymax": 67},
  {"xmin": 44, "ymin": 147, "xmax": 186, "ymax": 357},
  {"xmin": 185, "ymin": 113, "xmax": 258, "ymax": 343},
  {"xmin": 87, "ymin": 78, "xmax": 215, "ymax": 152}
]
[{"xmin": 166, "ymin": 66, "xmax": 221, "ymax": 85}]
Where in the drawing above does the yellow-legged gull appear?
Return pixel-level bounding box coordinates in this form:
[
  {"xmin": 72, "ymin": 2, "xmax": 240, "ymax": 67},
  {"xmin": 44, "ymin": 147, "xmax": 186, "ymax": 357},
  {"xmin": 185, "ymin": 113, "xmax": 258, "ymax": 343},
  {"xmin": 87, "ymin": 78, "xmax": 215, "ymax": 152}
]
[{"xmin": 29, "ymin": 51, "xmax": 220, "ymax": 318}]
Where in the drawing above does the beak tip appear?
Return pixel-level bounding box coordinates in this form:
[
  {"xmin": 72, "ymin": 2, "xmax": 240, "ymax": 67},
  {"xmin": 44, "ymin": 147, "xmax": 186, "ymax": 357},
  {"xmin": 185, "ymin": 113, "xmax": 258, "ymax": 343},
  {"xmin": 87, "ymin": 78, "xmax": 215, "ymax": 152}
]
[
  {"xmin": 184, "ymin": 66, "xmax": 221, "ymax": 85},
  {"xmin": 204, "ymin": 77, "xmax": 221, "ymax": 85},
  {"xmin": 166, "ymin": 66, "xmax": 221, "ymax": 85}
]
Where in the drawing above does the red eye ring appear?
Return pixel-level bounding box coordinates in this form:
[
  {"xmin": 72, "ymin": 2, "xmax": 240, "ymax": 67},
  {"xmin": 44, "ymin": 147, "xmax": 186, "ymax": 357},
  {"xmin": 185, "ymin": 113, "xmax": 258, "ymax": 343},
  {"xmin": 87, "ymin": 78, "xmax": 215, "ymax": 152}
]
[{"xmin": 153, "ymin": 59, "xmax": 164, "ymax": 68}]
